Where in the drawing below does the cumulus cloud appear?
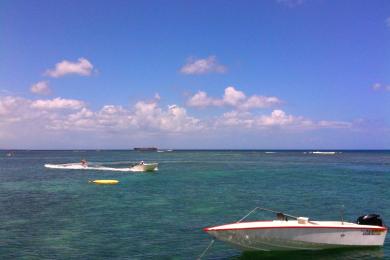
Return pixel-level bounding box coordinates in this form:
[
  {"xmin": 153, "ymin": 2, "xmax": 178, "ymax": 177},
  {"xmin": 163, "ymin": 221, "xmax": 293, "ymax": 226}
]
[
  {"xmin": 372, "ymin": 83, "xmax": 382, "ymax": 90},
  {"xmin": 30, "ymin": 81, "xmax": 51, "ymax": 95},
  {"xmin": 0, "ymin": 96, "xmax": 57, "ymax": 124},
  {"xmin": 317, "ymin": 120, "xmax": 352, "ymax": 129},
  {"xmin": 216, "ymin": 109, "xmax": 350, "ymax": 130},
  {"xmin": 45, "ymin": 58, "xmax": 94, "ymax": 77},
  {"xmin": 223, "ymin": 87, "xmax": 246, "ymax": 106},
  {"xmin": 187, "ymin": 91, "xmax": 223, "ymax": 107},
  {"xmin": 187, "ymin": 86, "xmax": 281, "ymax": 110},
  {"xmin": 180, "ymin": 56, "xmax": 227, "ymax": 75},
  {"xmin": 0, "ymin": 94, "xmax": 356, "ymax": 148},
  {"xmin": 0, "ymin": 96, "xmax": 28, "ymax": 117},
  {"xmin": 386, "ymin": 17, "xmax": 390, "ymax": 27},
  {"xmin": 217, "ymin": 109, "xmax": 301, "ymax": 128},
  {"xmin": 0, "ymin": 95, "xmax": 204, "ymax": 136},
  {"xmin": 276, "ymin": 0, "xmax": 304, "ymax": 7},
  {"xmin": 130, "ymin": 101, "xmax": 202, "ymax": 132},
  {"xmin": 31, "ymin": 97, "xmax": 85, "ymax": 110},
  {"xmin": 372, "ymin": 83, "xmax": 390, "ymax": 91}
]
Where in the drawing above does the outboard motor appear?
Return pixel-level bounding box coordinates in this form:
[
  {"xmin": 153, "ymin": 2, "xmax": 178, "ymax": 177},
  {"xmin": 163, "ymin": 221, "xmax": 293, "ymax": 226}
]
[{"xmin": 357, "ymin": 214, "xmax": 384, "ymax": 227}]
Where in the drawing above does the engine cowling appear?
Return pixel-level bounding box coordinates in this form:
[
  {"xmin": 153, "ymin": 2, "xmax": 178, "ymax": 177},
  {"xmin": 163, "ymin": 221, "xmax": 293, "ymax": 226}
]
[{"xmin": 357, "ymin": 214, "xmax": 383, "ymax": 227}]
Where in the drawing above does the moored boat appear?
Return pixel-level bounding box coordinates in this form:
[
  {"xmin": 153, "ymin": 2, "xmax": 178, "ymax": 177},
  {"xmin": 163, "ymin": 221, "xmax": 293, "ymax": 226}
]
[{"xmin": 204, "ymin": 208, "xmax": 387, "ymax": 251}]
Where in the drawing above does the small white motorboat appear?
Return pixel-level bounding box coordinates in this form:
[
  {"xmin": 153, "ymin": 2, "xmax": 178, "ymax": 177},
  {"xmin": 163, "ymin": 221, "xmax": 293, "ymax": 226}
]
[
  {"xmin": 45, "ymin": 160, "xmax": 158, "ymax": 172},
  {"xmin": 204, "ymin": 208, "xmax": 387, "ymax": 251},
  {"xmin": 130, "ymin": 162, "xmax": 158, "ymax": 172}
]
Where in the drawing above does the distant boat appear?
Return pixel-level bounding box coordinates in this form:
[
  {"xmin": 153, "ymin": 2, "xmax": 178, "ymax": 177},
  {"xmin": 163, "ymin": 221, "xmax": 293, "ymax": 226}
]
[
  {"xmin": 204, "ymin": 208, "xmax": 387, "ymax": 251},
  {"xmin": 134, "ymin": 147, "xmax": 158, "ymax": 151},
  {"xmin": 157, "ymin": 149, "xmax": 173, "ymax": 153}
]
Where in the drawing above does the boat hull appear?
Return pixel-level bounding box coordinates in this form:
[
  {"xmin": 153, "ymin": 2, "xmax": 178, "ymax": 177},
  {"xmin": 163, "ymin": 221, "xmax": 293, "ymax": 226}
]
[
  {"xmin": 205, "ymin": 224, "xmax": 387, "ymax": 251},
  {"xmin": 131, "ymin": 163, "xmax": 158, "ymax": 172}
]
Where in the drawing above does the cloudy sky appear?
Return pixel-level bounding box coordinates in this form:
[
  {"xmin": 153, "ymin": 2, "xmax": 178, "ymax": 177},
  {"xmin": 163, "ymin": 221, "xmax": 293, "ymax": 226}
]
[{"xmin": 1, "ymin": 0, "xmax": 389, "ymax": 149}]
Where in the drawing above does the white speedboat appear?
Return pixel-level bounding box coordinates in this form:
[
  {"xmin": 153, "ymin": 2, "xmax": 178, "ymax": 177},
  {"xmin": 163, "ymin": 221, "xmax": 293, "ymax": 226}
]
[
  {"xmin": 204, "ymin": 208, "xmax": 387, "ymax": 251},
  {"xmin": 130, "ymin": 162, "xmax": 158, "ymax": 172}
]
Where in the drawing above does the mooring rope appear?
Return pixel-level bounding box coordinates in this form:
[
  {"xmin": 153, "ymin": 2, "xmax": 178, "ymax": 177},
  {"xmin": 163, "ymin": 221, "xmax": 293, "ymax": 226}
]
[
  {"xmin": 197, "ymin": 239, "xmax": 215, "ymax": 260},
  {"xmin": 237, "ymin": 207, "xmax": 259, "ymax": 223}
]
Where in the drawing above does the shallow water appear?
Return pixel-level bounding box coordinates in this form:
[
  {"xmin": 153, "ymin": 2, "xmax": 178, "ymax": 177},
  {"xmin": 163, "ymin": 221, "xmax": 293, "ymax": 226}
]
[{"xmin": 0, "ymin": 150, "xmax": 389, "ymax": 259}]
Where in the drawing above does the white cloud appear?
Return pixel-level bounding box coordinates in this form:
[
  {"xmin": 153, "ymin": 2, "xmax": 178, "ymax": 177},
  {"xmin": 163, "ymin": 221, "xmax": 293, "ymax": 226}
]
[
  {"xmin": 31, "ymin": 97, "xmax": 85, "ymax": 110},
  {"xmin": 216, "ymin": 109, "xmax": 299, "ymax": 128},
  {"xmin": 30, "ymin": 81, "xmax": 51, "ymax": 95},
  {"xmin": 241, "ymin": 96, "xmax": 281, "ymax": 110},
  {"xmin": 276, "ymin": 0, "xmax": 304, "ymax": 7},
  {"xmin": 386, "ymin": 17, "xmax": 390, "ymax": 27},
  {"xmin": 130, "ymin": 101, "xmax": 202, "ymax": 132},
  {"xmin": 187, "ymin": 86, "xmax": 281, "ymax": 110},
  {"xmin": 0, "ymin": 94, "xmax": 357, "ymax": 148},
  {"xmin": 0, "ymin": 95, "xmax": 204, "ymax": 136},
  {"xmin": 216, "ymin": 109, "xmax": 350, "ymax": 130},
  {"xmin": 372, "ymin": 82, "xmax": 390, "ymax": 91},
  {"xmin": 372, "ymin": 83, "xmax": 382, "ymax": 90},
  {"xmin": 29, "ymin": 99, "xmax": 203, "ymax": 133},
  {"xmin": 223, "ymin": 87, "xmax": 246, "ymax": 106},
  {"xmin": 0, "ymin": 96, "xmax": 28, "ymax": 117},
  {"xmin": 180, "ymin": 56, "xmax": 227, "ymax": 75},
  {"xmin": 317, "ymin": 120, "xmax": 352, "ymax": 129},
  {"xmin": 187, "ymin": 91, "xmax": 223, "ymax": 107},
  {"xmin": 45, "ymin": 57, "xmax": 94, "ymax": 78},
  {"xmin": 258, "ymin": 109, "xmax": 297, "ymax": 126},
  {"xmin": 0, "ymin": 96, "xmax": 57, "ymax": 124}
]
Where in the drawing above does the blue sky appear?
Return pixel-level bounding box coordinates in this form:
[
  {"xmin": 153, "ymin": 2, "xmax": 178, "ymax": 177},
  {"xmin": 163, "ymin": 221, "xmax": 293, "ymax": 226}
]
[{"xmin": 1, "ymin": 0, "xmax": 389, "ymax": 149}]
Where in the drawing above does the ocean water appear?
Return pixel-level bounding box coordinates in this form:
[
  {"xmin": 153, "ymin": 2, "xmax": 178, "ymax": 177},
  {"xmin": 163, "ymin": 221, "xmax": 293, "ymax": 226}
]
[{"xmin": 0, "ymin": 150, "xmax": 389, "ymax": 259}]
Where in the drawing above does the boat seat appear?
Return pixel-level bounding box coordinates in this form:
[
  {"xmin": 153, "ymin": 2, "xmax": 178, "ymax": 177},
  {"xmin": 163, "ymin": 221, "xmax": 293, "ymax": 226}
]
[{"xmin": 276, "ymin": 212, "xmax": 288, "ymax": 221}]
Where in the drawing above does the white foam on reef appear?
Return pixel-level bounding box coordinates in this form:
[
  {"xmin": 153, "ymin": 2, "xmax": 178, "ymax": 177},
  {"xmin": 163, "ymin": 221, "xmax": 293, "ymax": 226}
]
[{"xmin": 308, "ymin": 151, "xmax": 337, "ymax": 155}]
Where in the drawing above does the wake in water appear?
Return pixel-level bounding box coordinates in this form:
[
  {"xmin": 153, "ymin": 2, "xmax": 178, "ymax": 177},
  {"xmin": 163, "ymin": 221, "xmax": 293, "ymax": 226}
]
[{"xmin": 44, "ymin": 161, "xmax": 158, "ymax": 172}]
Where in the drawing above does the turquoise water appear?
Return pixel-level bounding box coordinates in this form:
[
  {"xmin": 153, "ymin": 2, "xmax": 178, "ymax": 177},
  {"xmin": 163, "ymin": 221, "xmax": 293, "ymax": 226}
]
[{"xmin": 0, "ymin": 150, "xmax": 389, "ymax": 259}]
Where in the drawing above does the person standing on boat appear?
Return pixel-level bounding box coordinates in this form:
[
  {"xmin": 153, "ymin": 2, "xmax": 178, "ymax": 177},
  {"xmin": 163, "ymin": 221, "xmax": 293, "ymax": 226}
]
[{"xmin": 81, "ymin": 159, "xmax": 88, "ymax": 167}]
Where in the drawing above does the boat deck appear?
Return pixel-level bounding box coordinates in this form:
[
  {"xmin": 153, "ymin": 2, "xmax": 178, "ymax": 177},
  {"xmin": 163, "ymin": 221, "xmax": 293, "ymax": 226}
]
[{"xmin": 205, "ymin": 220, "xmax": 388, "ymax": 232}]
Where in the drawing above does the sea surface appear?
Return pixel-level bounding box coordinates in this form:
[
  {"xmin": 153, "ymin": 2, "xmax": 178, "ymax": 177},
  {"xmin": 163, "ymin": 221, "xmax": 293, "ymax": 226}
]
[{"xmin": 0, "ymin": 150, "xmax": 389, "ymax": 259}]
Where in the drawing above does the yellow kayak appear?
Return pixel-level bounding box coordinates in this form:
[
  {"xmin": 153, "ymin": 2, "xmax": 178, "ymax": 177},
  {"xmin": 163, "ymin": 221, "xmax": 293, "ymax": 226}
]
[{"xmin": 89, "ymin": 180, "xmax": 119, "ymax": 185}]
